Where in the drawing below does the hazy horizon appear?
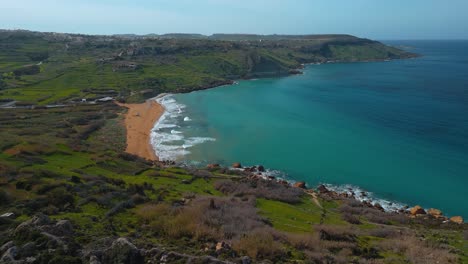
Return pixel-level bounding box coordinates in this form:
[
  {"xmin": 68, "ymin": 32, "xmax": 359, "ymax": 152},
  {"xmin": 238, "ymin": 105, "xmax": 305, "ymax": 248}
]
[{"xmin": 1, "ymin": 0, "xmax": 468, "ymax": 40}]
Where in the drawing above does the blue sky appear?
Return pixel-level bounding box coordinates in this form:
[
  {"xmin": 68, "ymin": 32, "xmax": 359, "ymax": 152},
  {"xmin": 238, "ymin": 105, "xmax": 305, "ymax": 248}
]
[{"xmin": 1, "ymin": 0, "xmax": 467, "ymax": 39}]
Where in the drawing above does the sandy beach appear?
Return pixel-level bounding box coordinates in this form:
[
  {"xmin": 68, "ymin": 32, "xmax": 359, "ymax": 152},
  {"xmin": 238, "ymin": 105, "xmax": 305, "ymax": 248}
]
[{"xmin": 117, "ymin": 99, "xmax": 164, "ymax": 161}]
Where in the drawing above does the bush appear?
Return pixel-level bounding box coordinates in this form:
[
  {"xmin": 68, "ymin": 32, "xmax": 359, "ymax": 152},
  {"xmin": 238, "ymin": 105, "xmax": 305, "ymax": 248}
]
[
  {"xmin": 0, "ymin": 189, "xmax": 10, "ymax": 204},
  {"xmin": 46, "ymin": 187, "xmax": 74, "ymax": 209},
  {"xmin": 136, "ymin": 196, "xmax": 268, "ymax": 241},
  {"xmin": 105, "ymin": 200, "xmax": 135, "ymax": 217},
  {"xmin": 232, "ymin": 229, "xmax": 287, "ymax": 261},
  {"xmin": 13, "ymin": 65, "xmax": 40, "ymax": 76},
  {"xmin": 378, "ymin": 236, "xmax": 458, "ymax": 264},
  {"xmin": 342, "ymin": 212, "xmax": 361, "ymax": 224},
  {"xmin": 287, "ymin": 233, "xmax": 320, "ymax": 251},
  {"xmin": 215, "ymin": 178, "xmax": 304, "ymax": 203},
  {"xmin": 316, "ymin": 225, "xmax": 357, "ymax": 242}
]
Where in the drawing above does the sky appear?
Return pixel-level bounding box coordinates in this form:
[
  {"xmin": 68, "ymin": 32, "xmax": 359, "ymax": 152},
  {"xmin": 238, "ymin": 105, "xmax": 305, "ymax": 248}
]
[{"xmin": 1, "ymin": 0, "xmax": 468, "ymax": 39}]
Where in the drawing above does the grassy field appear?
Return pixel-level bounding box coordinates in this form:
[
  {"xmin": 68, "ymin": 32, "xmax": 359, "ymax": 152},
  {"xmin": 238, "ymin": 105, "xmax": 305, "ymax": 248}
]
[{"xmin": 0, "ymin": 30, "xmax": 416, "ymax": 105}]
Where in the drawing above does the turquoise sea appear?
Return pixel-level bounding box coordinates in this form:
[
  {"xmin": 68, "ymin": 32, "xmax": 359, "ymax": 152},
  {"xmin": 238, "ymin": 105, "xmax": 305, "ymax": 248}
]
[{"xmin": 151, "ymin": 41, "xmax": 468, "ymax": 218}]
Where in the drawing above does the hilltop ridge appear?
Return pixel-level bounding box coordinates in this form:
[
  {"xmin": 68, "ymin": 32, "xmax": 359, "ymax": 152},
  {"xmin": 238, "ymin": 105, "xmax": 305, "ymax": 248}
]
[{"xmin": 0, "ymin": 29, "xmax": 416, "ymax": 105}]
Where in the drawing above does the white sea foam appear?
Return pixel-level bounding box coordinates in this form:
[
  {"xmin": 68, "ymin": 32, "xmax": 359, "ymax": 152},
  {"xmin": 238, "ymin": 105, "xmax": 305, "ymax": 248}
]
[
  {"xmin": 323, "ymin": 184, "xmax": 408, "ymax": 212},
  {"xmin": 150, "ymin": 95, "xmax": 216, "ymax": 161},
  {"xmin": 229, "ymin": 163, "xmax": 408, "ymax": 213}
]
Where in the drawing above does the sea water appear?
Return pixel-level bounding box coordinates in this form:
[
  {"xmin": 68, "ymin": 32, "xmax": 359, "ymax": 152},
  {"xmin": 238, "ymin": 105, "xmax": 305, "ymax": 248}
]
[{"xmin": 151, "ymin": 41, "xmax": 468, "ymax": 218}]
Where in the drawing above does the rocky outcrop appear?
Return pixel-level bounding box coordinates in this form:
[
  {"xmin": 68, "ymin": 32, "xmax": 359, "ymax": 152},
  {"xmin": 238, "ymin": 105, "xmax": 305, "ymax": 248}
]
[
  {"xmin": 207, "ymin": 163, "xmax": 220, "ymax": 169},
  {"xmin": 102, "ymin": 237, "xmax": 143, "ymax": 264},
  {"xmin": 293, "ymin": 181, "xmax": 306, "ymax": 189},
  {"xmin": 410, "ymin": 205, "xmax": 426, "ymax": 215},
  {"xmin": 427, "ymin": 208, "xmax": 443, "ymax": 218},
  {"xmin": 232, "ymin": 162, "xmax": 242, "ymax": 168},
  {"xmin": 317, "ymin": 185, "xmax": 329, "ymax": 194},
  {"xmin": 449, "ymin": 216, "xmax": 464, "ymax": 224},
  {"xmin": 0, "ymin": 246, "xmax": 17, "ymax": 263}
]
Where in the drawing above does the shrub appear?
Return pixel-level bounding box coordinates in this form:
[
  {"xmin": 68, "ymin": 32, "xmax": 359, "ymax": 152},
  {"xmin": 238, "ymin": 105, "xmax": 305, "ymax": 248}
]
[
  {"xmin": 316, "ymin": 225, "xmax": 357, "ymax": 242},
  {"xmin": 105, "ymin": 200, "xmax": 135, "ymax": 217},
  {"xmin": 378, "ymin": 236, "xmax": 458, "ymax": 264},
  {"xmin": 215, "ymin": 179, "xmax": 304, "ymax": 203},
  {"xmin": 232, "ymin": 229, "xmax": 287, "ymax": 261},
  {"xmin": 342, "ymin": 212, "xmax": 361, "ymax": 224},
  {"xmin": 287, "ymin": 233, "xmax": 320, "ymax": 251},
  {"xmin": 136, "ymin": 196, "xmax": 268, "ymax": 241},
  {"xmin": 46, "ymin": 187, "xmax": 74, "ymax": 209},
  {"xmin": 368, "ymin": 227, "xmax": 397, "ymax": 238},
  {"xmin": 0, "ymin": 189, "xmax": 10, "ymax": 204},
  {"xmin": 13, "ymin": 65, "xmax": 40, "ymax": 76}
]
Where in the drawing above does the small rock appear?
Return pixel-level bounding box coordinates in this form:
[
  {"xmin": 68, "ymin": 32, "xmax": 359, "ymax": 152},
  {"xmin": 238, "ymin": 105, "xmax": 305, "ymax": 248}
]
[
  {"xmin": 410, "ymin": 205, "xmax": 426, "ymax": 215},
  {"xmin": 374, "ymin": 203, "xmax": 384, "ymax": 211},
  {"xmin": 257, "ymin": 165, "xmax": 265, "ymax": 172},
  {"xmin": 317, "ymin": 185, "xmax": 329, "ymax": 193},
  {"xmin": 102, "ymin": 237, "xmax": 143, "ymax": 264},
  {"xmin": 449, "ymin": 216, "xmax": 464, "ymax": 224},
  {"xmin": 232, "ymin": 162, "xmax": 242, "ymax": 168},
  {"xmin": 0, "ymin": 212, "xmax": 15, "ymax": 218},
  {"xmin": 26, "ymin": 256, "xmax": 36, "ymax": 263},
  {"xmin": 293, "ymin": 181, "xmax": 306, "ymax": 189},
  {"xmin": 215, "ymin": 242, "xmax": 223, "ymax": 251},
  {"xmin": 20, "ymin": 242, "xmax": 36, "ymax": 257},
  {"xmin": 1, "ymin": 241, "xmax": 14, "ymax": 254},
  {"xmin": 206, "ymin": 164, "xmax": 220, "ymax": 169},
  {"xmin": 90, "ymin": 255, "xmax": 101, "ymax": 264},
  {"xmin": 1, "ymin": 246, "xmax": 17, "ymax": 262},
  {"xmin": 215, "ymin": 241, "xmax": 230, "ymax": 252},
  {"xmin": 241, "ymin": 256, "xmax": 252, "ymax": 264},
  {"xmin": 427, "ymin": 208, "xmax": 443, "ymax": 218}
]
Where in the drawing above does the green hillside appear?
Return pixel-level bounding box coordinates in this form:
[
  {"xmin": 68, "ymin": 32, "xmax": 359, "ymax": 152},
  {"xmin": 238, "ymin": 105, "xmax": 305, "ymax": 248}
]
[{"xmin": 0, "ymin": 30, "xmax": 416, "ymax": 105}]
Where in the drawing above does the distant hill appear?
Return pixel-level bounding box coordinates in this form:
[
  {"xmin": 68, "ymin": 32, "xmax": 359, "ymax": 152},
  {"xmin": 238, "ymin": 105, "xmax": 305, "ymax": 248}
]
[{"xmin": 0, "ymin": 29, "xmax": 417, "ymax": 104}]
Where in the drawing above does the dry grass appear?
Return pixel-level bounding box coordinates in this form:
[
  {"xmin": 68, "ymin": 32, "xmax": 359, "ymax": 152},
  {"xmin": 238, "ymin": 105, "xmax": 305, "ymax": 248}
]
[
  {"xmin": 231, "ymin": 228, "xmax": 286, "ymax": 260},
  {"xmin": 379, "ymin": 235, "xmax": 459, "ymax": 264},
  {"xmin": 214, "ymin": 178, "xmax": 304, "ymax": 203}
]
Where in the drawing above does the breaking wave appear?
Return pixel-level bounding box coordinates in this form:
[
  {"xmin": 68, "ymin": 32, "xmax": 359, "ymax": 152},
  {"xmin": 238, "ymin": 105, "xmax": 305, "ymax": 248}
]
[{"xmin": 150, "ymin": 95, "xmax": 216, "ymax": 161}]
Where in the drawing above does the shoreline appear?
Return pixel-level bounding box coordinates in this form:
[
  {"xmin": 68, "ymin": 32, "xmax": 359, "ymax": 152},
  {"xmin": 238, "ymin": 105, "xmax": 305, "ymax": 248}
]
[
  {"xmin": 117, "ymin": 99, "xmax": 164, "ymax": 161},
  {"xmin": 114, "ymin": 58, "xmax": 465, "ymax": 221}
]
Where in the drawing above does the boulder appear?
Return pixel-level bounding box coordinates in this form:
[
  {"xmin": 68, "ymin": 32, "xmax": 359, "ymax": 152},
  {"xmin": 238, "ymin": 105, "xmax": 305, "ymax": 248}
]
[
  {"xmin": 232, "ymin": 162, "xmax": 242, "ymax": 168},
  {"xmin": 317, "ymin": 185, "xmax": 329, "ymax": 193},
  {"xmin": 0, "ymin": 241, "xmax": 14, "ymax": 254},
  {"xmin": 293, "ymin": 181, "xmax": 306, "ymax": 189},
  {"xmin": 0, "ymin": 246, "xmax": 17, "ymax": 262},
  {"xmin": 257, "ymin": 165, "xmax": 265, "ymax": 172},
  {"xmin": 15, "ymin": 213, "xmax": 51, "ymax": 235},
  {"xmin": 20, "ymin": 242, "xmax": 36, "ymax": 258},
  {"xmin": 43, "ymin": 220, "xmax": 73, "ymax": 237},
  {"xmin": 241, "ymin": 256, "xmax": 252, "ymax": 264},
  {"xmin": 206, "ymin": 164, "xmax": 220, "ymax": 169},
  {"xmin": 89, "ymin": 255, "xmax": 101, "ymax": 264},
  {"xmin": 410, "ymin": 205, "xmax": 426, "ymax": 215},
  {"xmin": 374, "ymin": 203, "xmax": 384, "ymax": 212},
  {"xmin": 449, "ymin": 216, "xmax": 464, "ymax": 224},
  {"xmin": 427, "ymin": 208, "xmax": 443, "ymax": 218},
  {"xmin": 215, "ymin": 242, "xmax": 225, "ymax": 252},
  {"xmin": 102, "ymin": 238, "xmax": 143, "ymax": 264}
]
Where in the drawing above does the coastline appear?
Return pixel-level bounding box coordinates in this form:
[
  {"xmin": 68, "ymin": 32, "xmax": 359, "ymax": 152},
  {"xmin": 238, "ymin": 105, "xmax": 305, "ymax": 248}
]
[
  {"xmin": 117, "ymin": 99, "xmax": 164, "ymax": 161},
  {"xmin": 114, "ymin": 58, "xmax": 466, "ymax": 221}
]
